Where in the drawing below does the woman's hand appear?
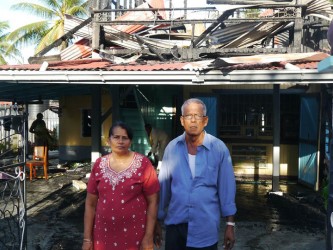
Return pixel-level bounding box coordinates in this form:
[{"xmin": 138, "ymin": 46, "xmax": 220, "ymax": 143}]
[
  {"xmin": 140, "ymin": 234, "xmax": 154, "ymax": 250},
  {"xmin": 154, "ymin": 221, "xmax": 163, "ymax": 248},
  {"xmin": 82, "ymin": 240, "xmax": 93, "ymax": 250}
]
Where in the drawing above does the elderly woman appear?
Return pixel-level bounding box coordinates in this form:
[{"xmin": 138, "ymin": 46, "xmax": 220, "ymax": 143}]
[{"xmin": 82, "ymin": 121, "xmax": 160, "ymax": 250}]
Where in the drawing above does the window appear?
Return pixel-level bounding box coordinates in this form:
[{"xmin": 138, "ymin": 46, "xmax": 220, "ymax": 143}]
[
  {"xmin": 82, "ymin": 109, "xmax": 91, "ymax": 137},
  {"xmin": 220, "ymin": 93, "xmax": 299, "ymax": 142},
  {"xmin": 220, "ymin": 94, "xmax": 272, "ymax": 137}
]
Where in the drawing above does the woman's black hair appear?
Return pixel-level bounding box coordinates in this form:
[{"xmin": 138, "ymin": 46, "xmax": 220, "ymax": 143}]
[{"xmin": 108, "ymin": 121, "xmax": 133, "ymax": 140}]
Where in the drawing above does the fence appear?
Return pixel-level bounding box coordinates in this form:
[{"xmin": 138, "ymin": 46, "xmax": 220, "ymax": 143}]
[{"xmin": 0, "ymin": 112, "xmax": 27, "ymax": 250}]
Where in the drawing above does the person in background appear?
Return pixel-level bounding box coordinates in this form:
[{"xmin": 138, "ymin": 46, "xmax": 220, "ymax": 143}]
[
  {"xmin": 82, "ymin": 121, "xmax": 160, "ymax": 250},
  {"xmin": 144, "ymin": 123, "xmax": 170, "ymax": 170},
  {"xmin": 29, "ymin": 113, "xmax": 52, "ymax": 147},
  {"xmin": 154, "ymin": 98, "xmax": 237, "ymax": 250}
]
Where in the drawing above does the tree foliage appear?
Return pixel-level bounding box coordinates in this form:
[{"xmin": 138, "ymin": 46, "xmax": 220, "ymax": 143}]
[
  {"xmin": 0, "ymin": 21, "xmax": 22, "ymax": 65},
  {"xmin": 7, "ymin": 0, "xmax": 91, "ymax": 56}
]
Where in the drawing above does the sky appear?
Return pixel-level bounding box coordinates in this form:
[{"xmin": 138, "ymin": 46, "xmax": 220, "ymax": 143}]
[{"xmin": 0, "ymin": 0, "xmax": 43, "ymax": 64}]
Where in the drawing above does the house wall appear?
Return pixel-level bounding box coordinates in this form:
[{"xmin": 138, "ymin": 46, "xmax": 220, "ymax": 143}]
[
  {"xmin": 57, "ymin": 83, "xmax": 317, "ymax": 180},
  {"xmin": 58, "ymin": 93, "xmax": 113, "ymax": 162},
  {"xmin": 227, "ymin": 143, "xmax": 299, "ymax": 179},
  {"xmin": 183, "ymin": 84, "xmax": 302, "ymax": 179}
]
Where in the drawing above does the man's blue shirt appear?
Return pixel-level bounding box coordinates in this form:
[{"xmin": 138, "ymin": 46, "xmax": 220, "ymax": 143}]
[{"xmin": 158, "ymin": 132, "xmax": 237, "ymax": 247}]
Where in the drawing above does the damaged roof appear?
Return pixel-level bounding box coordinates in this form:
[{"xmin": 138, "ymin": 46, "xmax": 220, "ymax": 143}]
[
  {"xmin": 29, "ymin": 0, "xmax": 332, "ymax": 63},
  {"xmin": 0, "ymin": 0, "xmax": 332, "ymax": 102},
  {"xmin": 89, "ymin": 0, "xmax": 332, "ymax": 61},
  {"xmin": 0, "ymin": 51, "xmax": 331, "ymax": 102},
  {"xmin": 0, "ymin": 52, "xmax": 328, "ymax": 72}
]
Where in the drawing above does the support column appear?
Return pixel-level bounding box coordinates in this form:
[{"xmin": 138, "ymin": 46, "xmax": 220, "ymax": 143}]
[
  {"xmin": 111, "ymin": 85, "xmax": 120, "ymax": 122},
  {"xmin": 272, "ymin": 84, "xmax": 280, "ymax": 192},
  {"xmin": 24, "ymin": 103, "xmax": 29, "ymax": 161},
  {"xmin": 91, "ymin": 86, "xmax": 101, "ymax": 164},
  {"xmin": 293, "ymin": 1, "xmax": 303, "ymax": 52},
  {"xmin": 327, "ymin": 91, "xmax": 333, "ymax": 249},
  {"xmin": 92, "ymin": 21, "xmax": 101, "ymax": 50}
]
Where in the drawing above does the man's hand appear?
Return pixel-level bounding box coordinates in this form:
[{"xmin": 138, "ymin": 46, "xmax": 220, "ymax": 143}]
[{"xmin": 223, "ymin": 225, "xmax": 235, "ymax": 249}]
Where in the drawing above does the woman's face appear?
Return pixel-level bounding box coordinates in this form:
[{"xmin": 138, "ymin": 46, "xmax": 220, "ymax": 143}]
[{"xmin": 109, "ymin": 126, "xmax": 131, "ymax": 154}]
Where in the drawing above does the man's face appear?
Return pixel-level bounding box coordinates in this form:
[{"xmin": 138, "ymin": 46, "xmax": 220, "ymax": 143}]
[{"xmin": 180, "ymin": 102, "xmax": 208, "ymax": 136}]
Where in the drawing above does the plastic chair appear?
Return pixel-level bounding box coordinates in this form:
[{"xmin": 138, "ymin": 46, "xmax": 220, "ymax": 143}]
[{"xmin": 26, "ymin": 146, "xmax": 48, "ymax": 181}]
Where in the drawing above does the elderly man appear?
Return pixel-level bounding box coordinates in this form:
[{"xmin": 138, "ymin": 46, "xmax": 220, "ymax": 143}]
[{"xmin": 155, "ymin": 98, "xmax": 237, "ymax": 250}]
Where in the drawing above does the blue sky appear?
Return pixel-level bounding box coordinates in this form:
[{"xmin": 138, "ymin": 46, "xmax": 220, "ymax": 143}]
[
  {"xmin": 0, "ymin": 0, "xmax": 42, "ymax": 63},
  {"xmin": 0, "ymin": 0, "xmax": 42, "ymax": 29}
]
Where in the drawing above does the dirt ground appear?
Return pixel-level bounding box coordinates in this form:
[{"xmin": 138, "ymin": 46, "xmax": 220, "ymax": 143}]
[{"xmin": 25, "ymin": 167, "xmax": 326, "ymax": 250}]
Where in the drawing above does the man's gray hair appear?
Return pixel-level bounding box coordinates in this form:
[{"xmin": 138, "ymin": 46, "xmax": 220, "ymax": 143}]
[{"xmin": 181, "ymin": 98, "xmax": 207, "ymax": 116}]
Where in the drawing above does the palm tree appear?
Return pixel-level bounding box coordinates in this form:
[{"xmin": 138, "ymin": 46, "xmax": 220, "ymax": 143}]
[
  {"xmin": 7, "ymin": 0, "xmax": 91, "ymax": 56},
  {"xmin": 0, "ymin": 21, "xmax": 22, "ymax": 65}
]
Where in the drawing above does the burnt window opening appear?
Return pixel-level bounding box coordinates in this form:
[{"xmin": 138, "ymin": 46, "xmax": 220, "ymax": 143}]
[{"xmin": 82, "ymin": 109, "xmax": 92, "ymax": 137}]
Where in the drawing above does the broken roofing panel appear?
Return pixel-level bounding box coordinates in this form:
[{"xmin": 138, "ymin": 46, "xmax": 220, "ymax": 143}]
[
  {"xmin": 64, "ymin": 15, "xmax": 143, "ymax": 51},
  {"xmin": 216, "ymin": 52, "xmax": 326, "ymax": 64},
  {"xmin": 60, "ymin": 38, "xmax": 92, "ymax": 61},
  {"xmin": 111, "ymin": 1, "xmax": 165, "ymax": 34},
  {"xmin": 220, "ymin": 21, "xmax": 288, "ymax": 48}
]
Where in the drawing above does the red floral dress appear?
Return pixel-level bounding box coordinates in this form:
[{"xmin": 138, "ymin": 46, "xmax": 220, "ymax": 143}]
[{"xmin": 87, "ymin": 152, "xmax": 160, "ymax": 250}]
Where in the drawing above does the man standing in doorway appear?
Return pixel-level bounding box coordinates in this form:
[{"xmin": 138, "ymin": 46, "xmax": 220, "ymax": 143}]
[
  {"xmin": 155, "ymin": 98, "xmax": 237, "ymax": 250},
  {"xmin": 29, "ymin": 113, "xmax": 52, "ymax": 147},
  {"xmin": 145, "ymin": 123, "xmax": 170, "ymax": 170}
]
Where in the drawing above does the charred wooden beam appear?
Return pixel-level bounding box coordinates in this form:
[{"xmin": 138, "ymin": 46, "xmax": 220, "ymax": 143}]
[
  {"xmin": 34, "ymin": 17, "xmax": 92, "ymax": 57},
  {"xmin": 99, "ymin": 46, "xmax": 292, "ymax": 60},
  {"xmin": 135, "ymin": 35, "xmax": 166, "ymax": 61},
  {"xmin": 192, "ymin": 9, "xmax": 235, "ymax": 48}
]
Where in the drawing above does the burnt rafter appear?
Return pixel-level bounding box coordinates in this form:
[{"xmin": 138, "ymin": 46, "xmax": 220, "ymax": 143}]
[
  {"xmin": 192, "ymin": 8, "xmax": 235, "ymax": 48},
  {"xmin": 33, "ymin": 17, "xmax": 92, "ymax": 58},
  {"xmin": 135, "ymin": 35, "xmax": 166, "ymax": 61}
]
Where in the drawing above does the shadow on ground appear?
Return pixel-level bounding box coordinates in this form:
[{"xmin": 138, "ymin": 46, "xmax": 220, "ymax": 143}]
[{"xmin": 26, "ymin": 170, "xmax": 87, "ymax": 250}]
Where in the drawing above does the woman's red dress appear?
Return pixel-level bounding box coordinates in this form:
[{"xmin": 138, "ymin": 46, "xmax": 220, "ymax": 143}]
[{"xmin": 87, "ymin": 152, "xmax": 160, "ymax": 250}]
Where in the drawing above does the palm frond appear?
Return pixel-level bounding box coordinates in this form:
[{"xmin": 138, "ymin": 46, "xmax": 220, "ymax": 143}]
[
  {"xmin": 0, "ymin": 55, "xmax": 8, "ymax": 65},
  {"xmin": 6, "ymin": 21, "xmax": 50, "ymax": 50},
  {"xmin": 66, "ymin": 6, "xmax": 90, "ymax": 17},
  {"xmin": 0, "ymin": 21, "xmax": 10, "ymax": 32},
  {"xmin": 8, "ymin": 0, "xmax": 92, "ymax": 57},
  {"xmin": 35, "ymin": 22, "xmax": 65, "ymax": 53},
  {"xmin": 0, "ymin": 21, "xmax": 23, "ymax": 64}
]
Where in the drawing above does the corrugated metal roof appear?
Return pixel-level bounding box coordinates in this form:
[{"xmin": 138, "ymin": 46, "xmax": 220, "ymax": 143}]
[
  {"xmin": 0, "ymin": 53, "xmax": 331, "ymax": 102},
  {"xmin": 0, "ymin": 59, "xmax": 191, "ymax": 71},
  {"xmin": 0, "ymin": 52, "xmax": 327, "ymax": 72},
  {"xmin": 208, "ymin": 52, "xmax": 327, "ymax": 71},
  {"xmin": 61, "ymin": 39, "xmax": 92, "ymax": 61}
]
